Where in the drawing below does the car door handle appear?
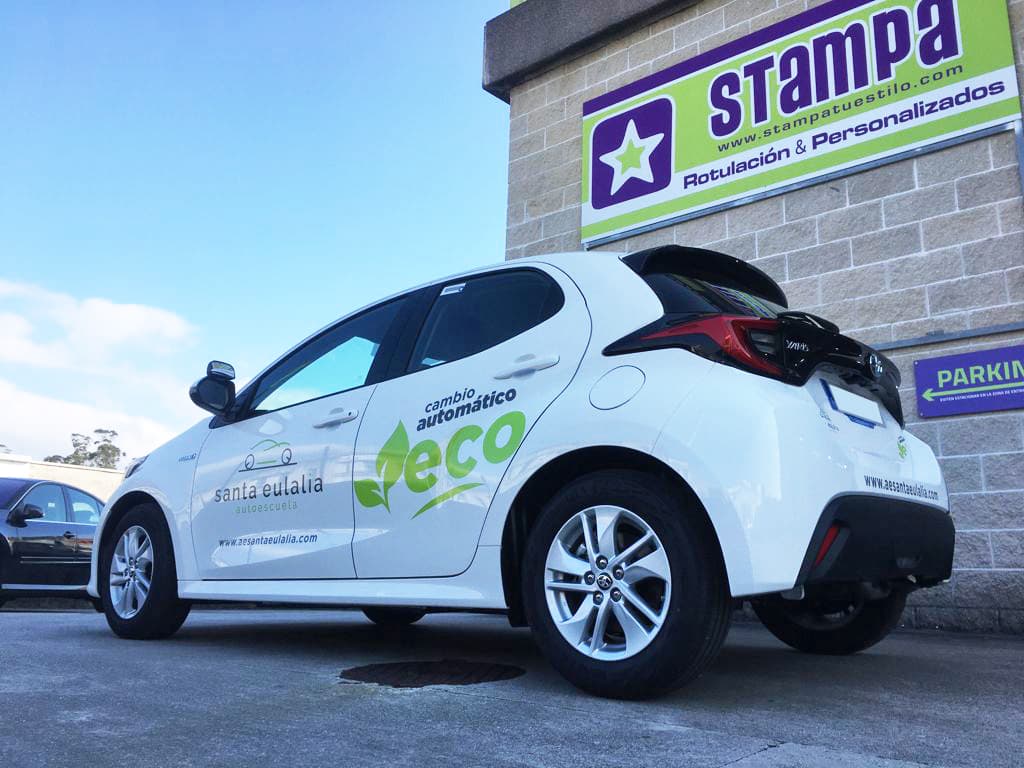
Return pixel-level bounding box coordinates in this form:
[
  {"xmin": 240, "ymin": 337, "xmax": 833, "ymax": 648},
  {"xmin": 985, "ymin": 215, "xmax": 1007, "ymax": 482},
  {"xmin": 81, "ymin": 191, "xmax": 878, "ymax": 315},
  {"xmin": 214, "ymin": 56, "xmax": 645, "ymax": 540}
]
[
  {"xmin": 62, "ymin": 532, "xmax": 75, "ymax": 540},
  {"xmin": 313, "ymin": 407, "xmax": 359, "ymax": 428},
  {"xmin": 494, "ymin": 353, "xmax": 560, "ymax": 380}
]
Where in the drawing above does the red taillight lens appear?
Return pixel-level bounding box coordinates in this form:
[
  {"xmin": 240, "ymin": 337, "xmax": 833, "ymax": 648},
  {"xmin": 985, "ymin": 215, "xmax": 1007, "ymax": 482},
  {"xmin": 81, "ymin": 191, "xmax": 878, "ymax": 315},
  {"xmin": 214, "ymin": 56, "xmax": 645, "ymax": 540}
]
[{"xmin": 641, "ymin": 315, "xmax": 783, "ymax": 377}]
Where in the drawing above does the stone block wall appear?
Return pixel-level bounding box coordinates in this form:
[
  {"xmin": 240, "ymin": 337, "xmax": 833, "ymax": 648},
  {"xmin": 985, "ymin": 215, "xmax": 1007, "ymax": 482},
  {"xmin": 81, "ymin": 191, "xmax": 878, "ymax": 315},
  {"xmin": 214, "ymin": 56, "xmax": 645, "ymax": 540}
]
[{"xmin": 503, "ymin": 0, "xmax": 1024, "ymax": 631}]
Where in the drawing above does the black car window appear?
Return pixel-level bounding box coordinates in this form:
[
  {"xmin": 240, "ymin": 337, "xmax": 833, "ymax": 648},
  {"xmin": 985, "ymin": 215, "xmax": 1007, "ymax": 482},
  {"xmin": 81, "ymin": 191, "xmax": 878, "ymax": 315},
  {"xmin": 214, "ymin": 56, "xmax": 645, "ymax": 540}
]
[
  {"xmin": 644, "ymin": 273, "xmax": 785, "ymax": 319},
  {"xmin": 248, "ymin": 296, "xmax": 406, "ymax": 415},
  {"xmin": 408, "ymin": 270, "xmax": 563, "ymax": 372},
  {"xmin": 67, "ymin": 488, "xmax": 102, "ymax": 525},
  {"xmin": 21, "ymin": 484, "xmax": 68, "ymax": 522},
  {"xmin": 0, "ymin": 479, "xmax": 31, "ymax": 508}
]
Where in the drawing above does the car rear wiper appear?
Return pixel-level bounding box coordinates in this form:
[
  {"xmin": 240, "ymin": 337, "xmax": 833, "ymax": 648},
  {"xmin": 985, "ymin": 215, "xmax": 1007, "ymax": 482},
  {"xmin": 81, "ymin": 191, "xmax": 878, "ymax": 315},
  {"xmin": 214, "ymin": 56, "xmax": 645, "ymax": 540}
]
[{"xmin": 776, "ymin": 311, "xmax": 840, "ymax": 334}]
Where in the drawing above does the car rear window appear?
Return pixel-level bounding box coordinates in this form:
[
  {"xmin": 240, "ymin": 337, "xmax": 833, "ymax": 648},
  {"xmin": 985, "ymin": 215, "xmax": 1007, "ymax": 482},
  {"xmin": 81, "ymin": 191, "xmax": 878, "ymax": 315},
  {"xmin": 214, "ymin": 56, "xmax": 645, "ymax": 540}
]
[
  {"xmin": 643, "ymin": 273, "xmax": 785, "ymax": 319},
  {"xmin": 0, "ymin": 478, "xmax": 31, "ymax": 509},
  {"xmin": 408, "ymin": 270, "xmax": 563, "ymax": 372}
]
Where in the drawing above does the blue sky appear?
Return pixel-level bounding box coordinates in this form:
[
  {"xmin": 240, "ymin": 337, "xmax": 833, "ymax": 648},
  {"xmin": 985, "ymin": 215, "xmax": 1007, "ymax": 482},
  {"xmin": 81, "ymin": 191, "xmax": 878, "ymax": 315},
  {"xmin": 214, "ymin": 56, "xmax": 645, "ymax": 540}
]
[{"xmin": 0, "ymin": 1, "xmax": 510, "ymax": 460}]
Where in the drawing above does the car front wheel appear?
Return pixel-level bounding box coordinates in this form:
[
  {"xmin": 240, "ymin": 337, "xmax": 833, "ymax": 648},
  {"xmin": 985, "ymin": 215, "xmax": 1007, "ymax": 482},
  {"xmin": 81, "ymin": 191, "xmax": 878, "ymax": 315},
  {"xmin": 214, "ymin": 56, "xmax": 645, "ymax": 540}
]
[
  {"xmin": 101, "ymin": 504, "xmax": 191, "ymax": 640},
  {"xmin": 522, "ymin": 470, "xmax": 731, "ymax": 699},
  {"xmin": 752, "ymin": 590, "xmax": 907, "ymax": 655}
]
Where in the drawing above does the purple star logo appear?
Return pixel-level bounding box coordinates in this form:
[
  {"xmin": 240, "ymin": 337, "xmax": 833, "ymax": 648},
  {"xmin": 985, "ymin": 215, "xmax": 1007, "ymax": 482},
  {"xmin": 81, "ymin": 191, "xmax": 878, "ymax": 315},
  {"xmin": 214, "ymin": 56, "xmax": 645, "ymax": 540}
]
[{"xmin": 591, "ymin": 98, "xmax": 673, "ymax": 209}]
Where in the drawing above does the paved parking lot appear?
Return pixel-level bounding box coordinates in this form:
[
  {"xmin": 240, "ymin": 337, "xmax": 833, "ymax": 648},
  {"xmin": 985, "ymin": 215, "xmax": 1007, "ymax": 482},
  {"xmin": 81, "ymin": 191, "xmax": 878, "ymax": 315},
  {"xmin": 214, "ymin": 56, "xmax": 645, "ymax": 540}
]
[{"xmin": 1, "ymin": 609, "xmax": 1020, "ymax": 767}]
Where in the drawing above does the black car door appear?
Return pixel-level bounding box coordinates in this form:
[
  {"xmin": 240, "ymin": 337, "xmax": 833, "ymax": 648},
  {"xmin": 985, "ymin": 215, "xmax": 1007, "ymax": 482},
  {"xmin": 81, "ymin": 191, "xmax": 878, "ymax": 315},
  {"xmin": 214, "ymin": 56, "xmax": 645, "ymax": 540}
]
[{"xmin": 6, "ymin": 483, "xmax": 79, "ymax": 587}]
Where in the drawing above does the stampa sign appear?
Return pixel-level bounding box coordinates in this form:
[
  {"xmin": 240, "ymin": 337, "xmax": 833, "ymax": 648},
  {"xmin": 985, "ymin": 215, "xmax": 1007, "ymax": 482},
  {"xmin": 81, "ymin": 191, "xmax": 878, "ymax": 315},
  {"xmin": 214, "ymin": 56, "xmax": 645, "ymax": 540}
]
[
  {"xmin": 915, "ymin": 345, "xmax": 1024, "ymax": 418},
  {"xmin": 580, "ymin": 0, "xmax": 1021, "ymax": 245}
]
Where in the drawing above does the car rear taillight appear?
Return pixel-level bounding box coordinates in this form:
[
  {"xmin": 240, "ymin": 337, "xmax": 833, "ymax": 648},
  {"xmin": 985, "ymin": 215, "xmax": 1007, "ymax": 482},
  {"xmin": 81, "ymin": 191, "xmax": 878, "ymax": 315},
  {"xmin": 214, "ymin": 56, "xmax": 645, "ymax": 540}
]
[
  {"xmin": 639, "ymin": 315, "xmax": 784, "ymax": 378},
  {"xmin": 605, "ymin": 305, "xmax": 905, "ymax": 424},
  {"xmin": 814, "ymin": 524, "xmax": 842, "ymax": 567}
]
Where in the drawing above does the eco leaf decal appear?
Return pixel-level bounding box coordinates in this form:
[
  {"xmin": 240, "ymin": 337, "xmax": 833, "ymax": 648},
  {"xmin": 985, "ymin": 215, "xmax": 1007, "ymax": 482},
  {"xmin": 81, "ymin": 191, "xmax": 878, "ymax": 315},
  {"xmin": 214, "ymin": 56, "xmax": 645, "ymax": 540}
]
[
  {"xmin": 357, "ymin": 421, "xmax": 413, "ymax": 512},
  {"xmin": 354, "ymin": 479, "xmax": 386, "ymax": 509},
  {"xmin": 411, "ymin": 482, "xmax": 482, "ymax": 519},
  {"xmin": 377, "ymin": 421, "xmax": 410, "ymax": 509}
]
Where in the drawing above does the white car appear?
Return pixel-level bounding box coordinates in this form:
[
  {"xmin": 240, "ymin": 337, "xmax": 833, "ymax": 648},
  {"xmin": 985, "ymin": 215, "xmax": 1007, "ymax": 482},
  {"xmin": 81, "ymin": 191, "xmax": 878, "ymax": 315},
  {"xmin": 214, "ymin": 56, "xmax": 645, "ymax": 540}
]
[{"xmin": 89, "ymin": 245, "xmax": 953, "ymax": 698}]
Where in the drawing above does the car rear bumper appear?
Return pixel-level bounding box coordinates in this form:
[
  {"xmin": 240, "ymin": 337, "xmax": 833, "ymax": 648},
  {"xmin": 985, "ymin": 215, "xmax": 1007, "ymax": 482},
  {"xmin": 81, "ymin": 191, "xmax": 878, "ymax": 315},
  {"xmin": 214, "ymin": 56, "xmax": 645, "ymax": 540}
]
[{"xmin": 796, "ymin": 494, "xmax": 955, "ymax": 588}]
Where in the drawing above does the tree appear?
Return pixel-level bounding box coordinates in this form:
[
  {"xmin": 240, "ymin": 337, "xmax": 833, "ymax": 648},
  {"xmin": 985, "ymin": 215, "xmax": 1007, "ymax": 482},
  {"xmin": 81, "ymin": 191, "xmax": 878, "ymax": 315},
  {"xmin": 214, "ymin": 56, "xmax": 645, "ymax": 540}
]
[
  {"xmin": 45, "ymin": 429, "xmax": 125, "ymax": 469},
  {"xmin": 0, "ymin": 443, "xmax": 10, "ymax": 454}
]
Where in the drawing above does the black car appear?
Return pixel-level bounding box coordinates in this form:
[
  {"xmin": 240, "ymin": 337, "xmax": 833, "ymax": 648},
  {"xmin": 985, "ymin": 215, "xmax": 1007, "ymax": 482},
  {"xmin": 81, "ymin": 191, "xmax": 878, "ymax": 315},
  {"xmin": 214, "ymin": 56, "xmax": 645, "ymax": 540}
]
[{"xmin": 0, "ymin": 477, "xmax": 103, "ymax": 609}]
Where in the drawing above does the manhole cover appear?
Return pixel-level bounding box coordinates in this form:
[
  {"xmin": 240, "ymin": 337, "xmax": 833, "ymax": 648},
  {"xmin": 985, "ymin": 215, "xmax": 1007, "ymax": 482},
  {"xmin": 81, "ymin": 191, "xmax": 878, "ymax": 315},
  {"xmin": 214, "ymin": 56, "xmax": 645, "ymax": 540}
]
[{"xmin": 340, "ymin": 659, "xmax": 525, "ymax": 688}]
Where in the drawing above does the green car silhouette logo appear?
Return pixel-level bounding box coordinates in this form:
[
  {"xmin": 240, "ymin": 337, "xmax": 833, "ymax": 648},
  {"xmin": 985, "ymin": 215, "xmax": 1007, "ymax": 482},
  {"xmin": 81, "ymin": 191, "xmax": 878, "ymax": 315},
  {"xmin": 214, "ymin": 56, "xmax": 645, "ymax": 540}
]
[{"xmin": 241, "ymin": 439, "xmax": 294, "ymax": 472}]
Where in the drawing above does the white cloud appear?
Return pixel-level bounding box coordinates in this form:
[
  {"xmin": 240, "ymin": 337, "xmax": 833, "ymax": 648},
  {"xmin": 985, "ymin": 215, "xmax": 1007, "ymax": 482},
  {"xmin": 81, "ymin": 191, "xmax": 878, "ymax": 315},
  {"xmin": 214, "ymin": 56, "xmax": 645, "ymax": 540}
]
[
  {"xmin": 0, "ymin": 278, "xmax": 203, "ymax": 462},
  {"xmin": 0, "ymin": 278, "xmax": 195, "ymax": 367},
  {"xmin": 0, "ymin": 378, "xmax": 185, "ymax": 462},
  {"xmin": 0, "ymin": 312, "xmax": 61, "ymax": 367}
]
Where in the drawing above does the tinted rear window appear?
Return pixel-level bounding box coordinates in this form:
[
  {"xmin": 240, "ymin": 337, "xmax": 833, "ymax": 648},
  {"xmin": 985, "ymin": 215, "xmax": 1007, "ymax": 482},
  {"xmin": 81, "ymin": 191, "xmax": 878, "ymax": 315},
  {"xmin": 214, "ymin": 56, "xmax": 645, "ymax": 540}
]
[
  {"xmin": 644, "ymin": 273, "xmax": 785, "ymax": 319},
  {"xmin": 408, "ymin": 270, "xmax": 563, "ymax": 372},
  {"xmin": 0, "ymin": 479, "xmax": 31, "ymax": 508}
]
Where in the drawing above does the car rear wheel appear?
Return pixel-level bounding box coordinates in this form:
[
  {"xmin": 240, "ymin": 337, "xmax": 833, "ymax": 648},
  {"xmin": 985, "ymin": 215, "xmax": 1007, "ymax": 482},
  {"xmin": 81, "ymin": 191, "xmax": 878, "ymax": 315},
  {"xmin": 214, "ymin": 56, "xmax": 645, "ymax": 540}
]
[
  {"xmin": 101, "ymin": 504, "xmax": 191, "ymax": 640},
  {"xmin": 362, "ymin": 606, "xmax": 427, "ymax": 627},
  {"xmin": 522, "ymin": 470, "xmax": 731, "ymax": 699},
  {"xmin": 752, "ymin": 590, "xmax": 907, "ymax": 655}
]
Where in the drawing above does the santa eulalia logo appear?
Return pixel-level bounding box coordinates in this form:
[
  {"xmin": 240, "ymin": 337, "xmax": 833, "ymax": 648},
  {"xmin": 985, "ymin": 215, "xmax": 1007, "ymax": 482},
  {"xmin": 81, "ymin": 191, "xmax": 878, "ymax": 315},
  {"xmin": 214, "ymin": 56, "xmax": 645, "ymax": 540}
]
[{"xmin": 590, "ymin": 97, "xmax": 673, "ymax": 209}]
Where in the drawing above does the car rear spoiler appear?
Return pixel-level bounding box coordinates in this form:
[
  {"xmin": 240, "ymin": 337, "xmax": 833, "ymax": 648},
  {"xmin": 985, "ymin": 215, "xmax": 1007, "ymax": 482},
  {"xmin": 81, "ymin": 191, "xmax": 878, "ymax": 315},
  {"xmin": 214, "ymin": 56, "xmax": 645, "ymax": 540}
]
[{"xmin": 622, "ymin": 245, "xmax": 789, "ymax": 309}]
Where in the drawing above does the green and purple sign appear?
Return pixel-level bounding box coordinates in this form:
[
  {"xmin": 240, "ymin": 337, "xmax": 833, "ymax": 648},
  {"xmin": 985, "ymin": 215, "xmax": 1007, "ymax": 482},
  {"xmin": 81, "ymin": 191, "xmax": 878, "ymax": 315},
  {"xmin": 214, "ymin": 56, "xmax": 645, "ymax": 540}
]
[
  {"xmin": 915, "ymin": 345, "xmax": 1024, "ymax": 418},
  {"xmin": 581, "ymin": 0, "xmax": 1021, "ymax": 245}
]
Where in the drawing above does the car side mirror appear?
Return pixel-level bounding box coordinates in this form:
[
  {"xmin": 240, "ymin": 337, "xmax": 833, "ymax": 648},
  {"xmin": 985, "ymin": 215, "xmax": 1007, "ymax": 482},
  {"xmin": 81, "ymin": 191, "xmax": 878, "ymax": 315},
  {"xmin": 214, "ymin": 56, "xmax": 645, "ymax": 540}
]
[
  {"xmin": 190, "ymin": 374, "xmax": 236, "ymax": 416},
  {"xmin": 8, "ymin": 504, "xmax": 44, "ymax": 526}
]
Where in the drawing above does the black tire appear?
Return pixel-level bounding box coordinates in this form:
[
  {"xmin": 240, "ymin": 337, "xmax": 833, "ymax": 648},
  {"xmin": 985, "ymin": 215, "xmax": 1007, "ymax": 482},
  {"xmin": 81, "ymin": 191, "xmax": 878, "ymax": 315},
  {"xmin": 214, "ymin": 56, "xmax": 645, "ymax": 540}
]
[
  {"xmin": 100, "ymin": 503, "xmax": 191, "ymax": 640},
  {"xmin": 752, "ymin": 591, "xmax": 907, "ymax": 655},
  {"xmin": 362, "ymin": 606, "xmax": 427, "ymax": 627},
  {"xmin": 522, "ymin": 470, "xmax": 731, "ymax": 700}
]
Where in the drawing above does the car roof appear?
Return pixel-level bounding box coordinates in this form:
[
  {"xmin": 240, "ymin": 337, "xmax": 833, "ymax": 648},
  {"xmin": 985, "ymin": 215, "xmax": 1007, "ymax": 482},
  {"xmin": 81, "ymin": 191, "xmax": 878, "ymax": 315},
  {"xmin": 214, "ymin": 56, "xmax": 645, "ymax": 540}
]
[
  {"xmin": 239, "ymin": 246, "xmax": 778, "ymax": 394},
  {"xmin": 0, "ymin": 477, "xmax": 102, "ymax": 498},
  {"xmin": 238, "ymin": 251, "xmax": 630, "ymax": 391}
]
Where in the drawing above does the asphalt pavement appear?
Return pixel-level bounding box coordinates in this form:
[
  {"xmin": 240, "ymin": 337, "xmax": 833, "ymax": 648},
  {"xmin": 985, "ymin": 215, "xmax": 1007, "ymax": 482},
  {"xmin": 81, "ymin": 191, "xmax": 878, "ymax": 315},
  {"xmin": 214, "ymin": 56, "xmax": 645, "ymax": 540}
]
[{"xmin": 0, "ymin": 609, "xmax": 1020, "ymax": 767}]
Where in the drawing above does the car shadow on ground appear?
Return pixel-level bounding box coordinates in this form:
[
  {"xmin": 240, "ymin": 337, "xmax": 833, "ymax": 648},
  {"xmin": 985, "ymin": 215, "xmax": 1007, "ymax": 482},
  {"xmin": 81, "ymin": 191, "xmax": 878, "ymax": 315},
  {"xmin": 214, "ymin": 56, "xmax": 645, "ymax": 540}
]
[{"xmin": 74, "ymin": 610, "xmax": 960, "ymax": 702}]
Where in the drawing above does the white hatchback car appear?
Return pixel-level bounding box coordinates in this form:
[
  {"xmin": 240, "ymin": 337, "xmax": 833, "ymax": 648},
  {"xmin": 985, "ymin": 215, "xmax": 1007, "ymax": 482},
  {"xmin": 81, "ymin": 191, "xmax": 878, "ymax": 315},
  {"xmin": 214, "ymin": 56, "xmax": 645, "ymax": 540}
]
[{"xmin": 89, "ymin": 245, "xmax": 953, "ymax": 698}]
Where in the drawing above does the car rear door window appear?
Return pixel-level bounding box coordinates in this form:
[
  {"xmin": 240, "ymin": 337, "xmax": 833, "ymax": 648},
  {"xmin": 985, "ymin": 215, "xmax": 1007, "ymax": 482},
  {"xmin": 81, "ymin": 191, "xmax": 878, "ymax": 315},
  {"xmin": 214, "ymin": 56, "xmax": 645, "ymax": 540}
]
[
  {"xmin": 247, "ymin": 297, "xmax": 406, "ymax": 414},
  {"xmin": 21, "ymin": 484, "xmax": 68, "ymax": 522},
  {"xmin": 407, "ymin": 270, "xmax": 563, "ymax": 372},
  {"xmin": 67, "ymin": 488, "xmax": 102, "ymax": 524}
]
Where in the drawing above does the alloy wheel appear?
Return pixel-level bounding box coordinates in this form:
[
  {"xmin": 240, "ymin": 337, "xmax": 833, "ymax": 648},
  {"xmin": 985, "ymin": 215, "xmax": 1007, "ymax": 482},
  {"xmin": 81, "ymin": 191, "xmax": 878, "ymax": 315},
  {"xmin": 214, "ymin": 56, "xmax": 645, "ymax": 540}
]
[
  {"xmin": 110, "ymin": 525, "xmax": 154, "ymax": 619},
  {"xmin": 544, "ymin": 505, "xmax": 672, "ymax": 661}
]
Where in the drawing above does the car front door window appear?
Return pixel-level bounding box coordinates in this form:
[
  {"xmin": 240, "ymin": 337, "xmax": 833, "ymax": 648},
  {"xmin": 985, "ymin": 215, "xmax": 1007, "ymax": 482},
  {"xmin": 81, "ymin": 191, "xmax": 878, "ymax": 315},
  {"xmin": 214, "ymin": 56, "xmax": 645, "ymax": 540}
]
[
  {"xmin": 21, "ymin": 484, "xmax": 68, "ymax": 522},
  {"xmin": 247, "ymin": 299, "xmax": 404, "ymax": 415}
]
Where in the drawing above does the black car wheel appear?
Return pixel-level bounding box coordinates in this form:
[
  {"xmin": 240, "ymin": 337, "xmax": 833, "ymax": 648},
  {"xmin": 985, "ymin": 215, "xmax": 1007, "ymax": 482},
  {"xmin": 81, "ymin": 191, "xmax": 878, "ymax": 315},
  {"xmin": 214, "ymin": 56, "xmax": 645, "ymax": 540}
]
[
  {"xmin": 522, "ymin": 470, "xmax": 731, "ymax": 699},
  {"xmin": 362, "ymin": 606, "xmax": 427, "ymax": 627},
  {"xmin": 752, "ymin": 591, "xmax": 907, "ymax": 655},
  {"xmin": 100, "ymin": 503, "xmax": 191, "ymax": 639}
]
